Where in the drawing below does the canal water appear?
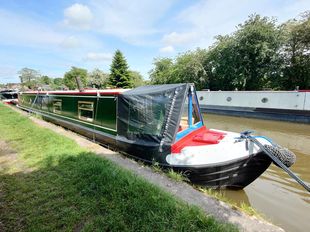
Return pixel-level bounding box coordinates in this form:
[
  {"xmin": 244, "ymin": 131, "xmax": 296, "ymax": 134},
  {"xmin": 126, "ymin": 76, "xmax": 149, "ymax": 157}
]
[{"xmin": 203, "ymin": 114, "xmax": 310, "ymax": 232}]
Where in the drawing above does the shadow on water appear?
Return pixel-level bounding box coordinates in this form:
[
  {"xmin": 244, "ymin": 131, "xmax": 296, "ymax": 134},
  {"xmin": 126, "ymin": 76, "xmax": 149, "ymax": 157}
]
[{"xmin": 203, "ymin": 114, "xmax": 310, "ymax": 232}]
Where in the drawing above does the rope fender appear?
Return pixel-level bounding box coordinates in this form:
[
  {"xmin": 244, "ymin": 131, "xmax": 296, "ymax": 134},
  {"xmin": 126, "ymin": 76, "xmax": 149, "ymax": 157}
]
[
  {"xmin": 263, "ymin": 144, "xmax": 296, "ymax": 168},
  {"xmin": 237, "ymin": 130, "xmax": 310, "ymax": 192}
]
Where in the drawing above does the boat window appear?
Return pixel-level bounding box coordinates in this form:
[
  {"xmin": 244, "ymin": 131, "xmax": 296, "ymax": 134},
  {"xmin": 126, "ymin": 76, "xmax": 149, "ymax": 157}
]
[
  {"xmin": 42, "ymin": 96, "xmax": 49, "ymax": 110},
  {"xmin": 38, "ymin": 96, "xmax": 49, "ymax": 110},
  {"xmin": 53, "ymin": 99, "xmax": 62, "ymax": 114},
  {"xmin": 128, "ymin": 95, "xmax": 166, "ymax": 136},
  {"xmin": 78, "ymin": 101, "xmax": 94, "ymax": 122},
  {"xmin": 179, "ymin": 98, "xmax": 189, "ymax": 131},
  {"xmin": 191, "ymin": 93, "xmax": 201, "ymax": 125},
  {"xmin": 178, "ymin": 91, "xmax": 202, "ymax": 132}
]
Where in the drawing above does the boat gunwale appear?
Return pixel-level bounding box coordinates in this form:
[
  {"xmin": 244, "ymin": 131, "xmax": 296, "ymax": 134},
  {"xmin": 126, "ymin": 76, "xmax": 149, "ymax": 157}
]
[{"xmin": 20, "ymin": 89, "xmax": 127, "ymax": 96}]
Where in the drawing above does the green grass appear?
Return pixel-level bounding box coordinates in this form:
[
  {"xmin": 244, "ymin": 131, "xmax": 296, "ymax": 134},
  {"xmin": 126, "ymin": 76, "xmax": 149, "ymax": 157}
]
[
  {"xmin": 166, "ymin": 169, "xmax": 189, "ymax": 182},
  {"xmin": 150, "ymin": 160, "xmax": 188, "ymax": 182},
  {"xmin": 151, "ymin": 160, "xmax": 162, "ymax": 173},
  {"xmin": 0, "ymin": 103, "xmax": 238, "ymax": 232}
]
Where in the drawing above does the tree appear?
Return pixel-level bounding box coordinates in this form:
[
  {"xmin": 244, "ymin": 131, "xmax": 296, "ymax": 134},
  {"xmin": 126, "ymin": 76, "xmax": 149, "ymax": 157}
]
[
  {"xmin": 202, "ymin": 15, "xmax": 283, "ymax": 90},
  {"xmin": 53, "ymin": 78, "xmax": 63, "ymax": 86},
  {"xmin": 18, "ymin": 67, "xmax": 41, "ymax": 89},
  {"xmin": 40, "ymin": 75, "xmax": 52, "ymax": 85},
  {"xmin": 109, "ymin": 50, "xmax": 133, "ymax": 88},
  {"xmin": 63, "ymin": 67, "xmax": 88, "ymax": 90},
  {"xmin": 173, "ymin": 49, "xmax": 209, "ymax": 90},
  {"xmin": 148, "ymin": 13, "xmax": 309, "ymax": 90},
  {"xmin": 281, "ymin": 12, "xmax": 310, "ymax": 90},
  {"xmin": 129, "ymin": 70, "xmax": 145, "ymax": 87},
  {"xmin": 204, "ymin": 35, "xmax": 238, "ymax": 90},
  {"xmin": 233, "ymin": 14, "xmax": 283, "ymax": 90},
  {"xmin": 52, "ymin": 78, "xmax": 64, "ymax": 90},
  {"xmin": 149, "ymin": 58, "xmax": 174, "ymax": 84},
  {"xmin": 88, "ymin": 68, "xmax": 109, "ymax": 89},
  {"xmin": 149, "ymin": 50, "xmax": 208, "ymax": 90}
]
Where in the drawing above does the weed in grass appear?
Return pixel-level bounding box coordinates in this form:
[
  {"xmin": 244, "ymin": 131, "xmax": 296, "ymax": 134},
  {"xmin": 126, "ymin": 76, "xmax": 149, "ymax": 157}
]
[
  {"xmin": 0, "ymin": 104, "xmax": 238, "ymax": 232},
  {"xmin": 198, "ymin": 187, "xmax": 232, "ymax": 203},
  {"xmin": 151, "ymin": 159, "xmax": 162, "ymax": 173},
  {"xmin": 167, "ymin": 169, "xmax": 189, "ymax": 182}
]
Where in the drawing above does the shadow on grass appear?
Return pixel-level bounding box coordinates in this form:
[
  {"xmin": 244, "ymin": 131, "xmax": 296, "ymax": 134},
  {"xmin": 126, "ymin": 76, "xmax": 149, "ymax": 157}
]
[{"xmin": 0, "ymin": 152, "xmax": 237, "ymax": 232}]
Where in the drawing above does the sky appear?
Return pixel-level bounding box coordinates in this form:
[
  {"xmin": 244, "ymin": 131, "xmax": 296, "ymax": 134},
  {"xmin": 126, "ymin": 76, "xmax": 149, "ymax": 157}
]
[{"xmin": 0, "ymin": 0, "xmax": 309, "ymax": 84}]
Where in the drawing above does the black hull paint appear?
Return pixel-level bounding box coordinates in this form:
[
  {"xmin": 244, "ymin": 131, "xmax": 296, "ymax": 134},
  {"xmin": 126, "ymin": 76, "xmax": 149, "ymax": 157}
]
[
  {"xmin": 43, "ymin": 115, "xmax": 116, "ymax": 146},
  {"xmin": 19, "ymin": 106, "xmax": 271, "ymax": 189},
  {"xmin": 172, "ymin": 152, "xmax": 272, "ymax": 189}
]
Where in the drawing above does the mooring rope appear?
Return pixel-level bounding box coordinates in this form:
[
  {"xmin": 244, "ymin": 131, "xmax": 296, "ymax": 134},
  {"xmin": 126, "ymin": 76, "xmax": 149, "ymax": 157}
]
[{"xmin": 238, "ymin": 130, "xmax": 310, "ymax": 192}]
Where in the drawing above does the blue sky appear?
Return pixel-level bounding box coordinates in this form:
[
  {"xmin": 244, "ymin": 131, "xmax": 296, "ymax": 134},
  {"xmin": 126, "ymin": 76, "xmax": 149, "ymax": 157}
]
[{"xmin": 0, "ymin": 0, "xmax": 309, "ymax": 83}]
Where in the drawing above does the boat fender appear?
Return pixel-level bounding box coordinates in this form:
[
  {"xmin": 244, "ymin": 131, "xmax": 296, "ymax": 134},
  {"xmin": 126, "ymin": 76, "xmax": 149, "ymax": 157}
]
[
  {"xmin": 263, "ymin": 144, "xmax": 296, "ymax": 168},
  {"xmin": 239, "ymin": 131, "xmax": 296, "ymax": 168},
  {"xmin": 239, "ymin": 131, "xmax": 308, "ymax": 192}
]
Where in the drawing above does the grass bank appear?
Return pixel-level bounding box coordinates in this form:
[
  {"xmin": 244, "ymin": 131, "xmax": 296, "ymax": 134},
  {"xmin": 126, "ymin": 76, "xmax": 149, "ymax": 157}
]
[{"xmin": 0, "ymin": 103, "xmax": 237, "ymax": 232}]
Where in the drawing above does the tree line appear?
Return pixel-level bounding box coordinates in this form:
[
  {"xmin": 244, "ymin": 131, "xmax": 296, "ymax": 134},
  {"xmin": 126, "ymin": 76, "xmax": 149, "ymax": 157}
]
[
  {"xmin": 17, "ymin": 12, "xmax": 309, "ymax": 91},
  {"xmin": 18, "ymin": 50, "xmax": 145, "ymax": 90},
  {"xmin": 150, "ymin": 13, "xmax": 310, "ymax": 90}
]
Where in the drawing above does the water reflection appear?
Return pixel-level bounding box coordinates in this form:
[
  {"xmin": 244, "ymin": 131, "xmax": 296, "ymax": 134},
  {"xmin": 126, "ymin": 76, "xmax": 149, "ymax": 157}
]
[{"xmin": 203, "ymin": 114, "xmax": 310, "ymax": 232}]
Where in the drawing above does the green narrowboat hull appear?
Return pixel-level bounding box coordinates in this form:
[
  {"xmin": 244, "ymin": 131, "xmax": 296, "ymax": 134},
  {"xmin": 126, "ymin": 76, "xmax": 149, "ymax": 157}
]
[{"xmin": 18, "ymin": 92, "xmax": 118, "ymax": 137}]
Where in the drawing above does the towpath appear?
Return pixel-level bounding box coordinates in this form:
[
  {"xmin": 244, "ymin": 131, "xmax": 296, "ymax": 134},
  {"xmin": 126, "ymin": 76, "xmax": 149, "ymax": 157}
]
[{"xmin": 11, "ymin": 105, "xmax": 284, "ymax": 232}]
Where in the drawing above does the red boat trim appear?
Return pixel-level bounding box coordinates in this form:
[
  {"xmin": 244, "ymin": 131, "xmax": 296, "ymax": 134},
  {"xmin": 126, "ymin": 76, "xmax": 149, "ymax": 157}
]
[
  {"xmin": 22, "ymin": 89, "xmax": 126, "ymax": 96},
  {"xmin": 172, "ymin": 127, "xmax": 226, "ymax": 153}
]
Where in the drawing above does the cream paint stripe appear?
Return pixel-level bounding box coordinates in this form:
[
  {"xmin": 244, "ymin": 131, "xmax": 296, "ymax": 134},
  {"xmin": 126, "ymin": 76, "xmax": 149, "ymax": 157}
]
[{"xmin": 19, "ymin": 105, "xmax": 117, "ymax": 132}]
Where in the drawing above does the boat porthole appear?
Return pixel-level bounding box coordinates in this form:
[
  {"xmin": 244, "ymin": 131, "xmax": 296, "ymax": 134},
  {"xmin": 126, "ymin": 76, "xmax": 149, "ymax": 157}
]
[
  {"xmin": 261, "ymin": 97, "xmax": 268, "ymax": 103},
  {"xmin": 199, "ymin": 96, "xmax": 204, "ymax": 101},
  {"xmin": 226, "ymin": 97, "xmax": 232, "ymax": 102}
]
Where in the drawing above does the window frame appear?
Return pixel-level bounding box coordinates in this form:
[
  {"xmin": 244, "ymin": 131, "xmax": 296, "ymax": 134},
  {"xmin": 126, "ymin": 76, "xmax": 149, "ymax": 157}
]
[
  {"xmin": 176, "ymin": 87, "xmax": 203, "ymax": 141},
  {"xmin": 78, "ymin": 101, "xmax": 94, "ymax": 122},
  {"xmin": 53, "ymin": 99, "xmax": 62, "ymax": 114}
]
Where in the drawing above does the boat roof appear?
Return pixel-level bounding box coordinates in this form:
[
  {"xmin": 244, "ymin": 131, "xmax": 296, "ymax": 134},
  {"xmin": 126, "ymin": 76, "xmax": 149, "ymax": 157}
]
[
  {"xmin": 122, "ymin": 83, "xmax": 189, "ymax": 96},
  {"xmin": 0, "ymin": 89, "xmax": 19, "ymax": 93},
  {"xmin": 20, "ymin": 89, "xmax": 129, "ymax": 96}
]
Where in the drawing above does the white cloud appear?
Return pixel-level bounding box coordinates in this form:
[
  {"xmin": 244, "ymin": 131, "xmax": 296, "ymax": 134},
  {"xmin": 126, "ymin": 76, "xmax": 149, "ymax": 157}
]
[
  {"xmin": 84, "ymin": 52, "xmax": 113, "ymax": 62},
  {"xmin": 0, "ymin": 66, "xmax": 18, "ymax": 83},
  {"xmin": 90, "ymin": 0, "xmax": 175, "ymax": 43},
  {"xmin": 0, "ymin": 9, "xmax": 65, "ymax": 47},
  {"xmin": 64, "ymin": 3, "xmax": 93, "ymax": 29},
  {"xmin": 0, "ymin": 9, "xmax": 106, "ymax": 52},
  {"xmin": 170, "ymin": 0, "xmax": 310, "ymax": 49},
  {"xmin": 162, "ymin": 32, "xmax": 197, "ymax": 46},
  {"xmin": 160, "ymin": 46, "xmax": 174, "ymax": 53},
  {"xmin": 60, "ymin": 36, "xmax": 80, "ymax": 49}
]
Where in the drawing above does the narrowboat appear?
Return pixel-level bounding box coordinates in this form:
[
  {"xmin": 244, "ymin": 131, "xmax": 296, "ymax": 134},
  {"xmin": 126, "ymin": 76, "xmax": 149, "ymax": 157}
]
[
  {"xmin": 18, "ymin": 83, "xmax": 292, "ymax": 189},
  {"xmin": 0, "ymin": 89, "xmax": 18, "ymax": 104}
]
